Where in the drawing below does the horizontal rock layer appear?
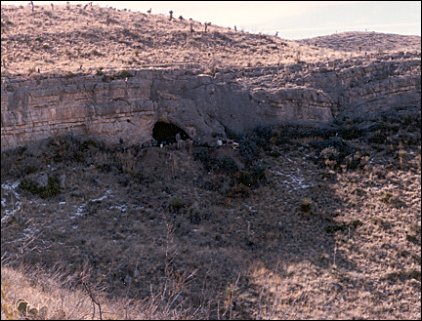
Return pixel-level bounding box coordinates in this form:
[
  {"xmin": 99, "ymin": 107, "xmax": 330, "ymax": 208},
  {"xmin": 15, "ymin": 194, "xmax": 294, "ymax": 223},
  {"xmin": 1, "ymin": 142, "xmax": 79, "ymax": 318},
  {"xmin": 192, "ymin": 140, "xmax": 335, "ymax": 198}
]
[{"xmin": 1, "ymin": 56, "xmax": 420, "ymax": 150}]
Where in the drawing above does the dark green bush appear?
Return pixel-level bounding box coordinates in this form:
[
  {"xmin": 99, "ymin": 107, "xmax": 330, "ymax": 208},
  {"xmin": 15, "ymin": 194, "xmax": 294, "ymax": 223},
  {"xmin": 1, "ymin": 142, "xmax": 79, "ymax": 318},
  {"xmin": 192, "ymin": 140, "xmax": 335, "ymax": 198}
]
[
  {"xmin": 213, "ymin": 157, "xmax": 239, "ymax": 173},
  {"xmin": 20, "ymin": 176, "xmax": 61, "ymax": 199},
  {"xmin": 339, "ymin": 125, "xmax": 364, "ymax": 139},
  {"xmin": 169, "ymin": 197, "xmax": 186, "ymax": 213},
  {"xmin": 193, "ymin": 148, "xmax": 212, "ymax": 171},
  {"xmin": 239, "ymin": 138, "xmax": 259, "ymax": 164},
  {"xmin": 238, "ymin": 161, "xmax": 266, "ymax": 188}
]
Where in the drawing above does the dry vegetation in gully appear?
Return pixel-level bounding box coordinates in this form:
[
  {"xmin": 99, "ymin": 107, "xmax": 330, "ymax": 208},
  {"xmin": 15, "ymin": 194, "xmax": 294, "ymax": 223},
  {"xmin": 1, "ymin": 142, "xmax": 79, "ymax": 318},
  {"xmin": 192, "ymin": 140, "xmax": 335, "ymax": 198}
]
[{"xmin": 1, "ymin": 3, "xmax": 421, "ymax": 320}]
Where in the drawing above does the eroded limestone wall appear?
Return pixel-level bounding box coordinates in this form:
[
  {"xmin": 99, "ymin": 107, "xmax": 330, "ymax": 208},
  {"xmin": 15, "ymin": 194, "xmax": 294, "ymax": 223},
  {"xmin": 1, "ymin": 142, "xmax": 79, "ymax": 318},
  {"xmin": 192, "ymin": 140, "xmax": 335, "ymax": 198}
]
[
  {"xmin": 1, "ymin": 69, "xmax": 334, "ymax": 150},
  {"xmin": 1, "ymin": 58, "xmax": 420, "ymax": 151}
]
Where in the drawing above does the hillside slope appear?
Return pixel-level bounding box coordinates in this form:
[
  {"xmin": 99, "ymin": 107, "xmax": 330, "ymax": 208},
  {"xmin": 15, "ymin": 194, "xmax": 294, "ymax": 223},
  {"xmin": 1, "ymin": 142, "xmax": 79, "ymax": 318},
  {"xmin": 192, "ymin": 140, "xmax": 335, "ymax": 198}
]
[
  {"xmin": 1, "ymin": 3, "xmax": 420, "ymax": 75},
  {"xmin": 1, "ymin": 3, "xmax": 421, "ymax": 320}
]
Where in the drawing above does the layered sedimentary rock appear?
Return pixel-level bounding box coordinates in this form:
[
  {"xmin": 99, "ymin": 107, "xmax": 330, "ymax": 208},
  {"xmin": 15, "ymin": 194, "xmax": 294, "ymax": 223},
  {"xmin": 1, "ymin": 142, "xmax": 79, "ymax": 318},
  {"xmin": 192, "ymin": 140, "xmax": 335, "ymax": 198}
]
[{"xmin": 1, "ymin": 55, "xmax": 420, "ymax": 150}]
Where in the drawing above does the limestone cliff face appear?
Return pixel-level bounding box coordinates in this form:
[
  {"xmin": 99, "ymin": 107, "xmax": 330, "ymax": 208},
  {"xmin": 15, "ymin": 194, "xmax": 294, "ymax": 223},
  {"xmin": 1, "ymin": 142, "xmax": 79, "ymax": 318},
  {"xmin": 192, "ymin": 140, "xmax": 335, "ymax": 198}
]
[
  {"xmin": 0, "ymin": 69, "xmax": 333, "ymax": 150},
  {"xmin": 1, "ymin": 57, "xmax": 420, "ymax": 150}
]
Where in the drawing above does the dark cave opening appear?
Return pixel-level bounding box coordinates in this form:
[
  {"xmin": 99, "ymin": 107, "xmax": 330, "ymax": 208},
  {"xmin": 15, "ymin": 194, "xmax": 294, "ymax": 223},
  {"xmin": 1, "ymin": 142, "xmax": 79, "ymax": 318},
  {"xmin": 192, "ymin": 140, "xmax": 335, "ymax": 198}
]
[{"xmin": 152, "ymin": 121, "xmax": 190, "ymax": 145}]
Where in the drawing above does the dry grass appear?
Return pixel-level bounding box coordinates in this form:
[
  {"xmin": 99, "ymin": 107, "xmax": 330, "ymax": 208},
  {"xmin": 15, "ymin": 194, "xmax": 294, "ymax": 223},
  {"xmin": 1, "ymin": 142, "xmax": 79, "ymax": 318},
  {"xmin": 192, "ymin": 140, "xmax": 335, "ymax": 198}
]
[
  {"xmin": 1, "ymin": 114, "xmax": 420, "ymax": 319},
  {"xmin": 1, "ymin": 264, "xmax": 202, "ymax": 320},
  {"xmin": 1, "ymin": 2, "xmax": 421, "ymax": 320},
  {"xmin": 1, "ymin": 3, "xmax": 420, "ymax": 76}
]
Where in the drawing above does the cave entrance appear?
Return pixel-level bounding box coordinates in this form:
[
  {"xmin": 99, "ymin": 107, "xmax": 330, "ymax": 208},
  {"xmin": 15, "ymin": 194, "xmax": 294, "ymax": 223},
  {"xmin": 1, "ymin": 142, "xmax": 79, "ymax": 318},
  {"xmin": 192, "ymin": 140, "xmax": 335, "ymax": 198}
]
[{"xmin": 152, "ymin": 121, "xmax": 190, "ymax": 145}]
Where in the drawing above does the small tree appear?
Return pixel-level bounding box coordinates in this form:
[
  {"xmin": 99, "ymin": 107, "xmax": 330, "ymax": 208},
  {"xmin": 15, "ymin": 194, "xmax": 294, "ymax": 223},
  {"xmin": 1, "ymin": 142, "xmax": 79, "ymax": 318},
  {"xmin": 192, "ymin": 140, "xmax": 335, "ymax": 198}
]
[{"xmin": 205, "ymin": 22, "xmax": 211, "ymax": 33}]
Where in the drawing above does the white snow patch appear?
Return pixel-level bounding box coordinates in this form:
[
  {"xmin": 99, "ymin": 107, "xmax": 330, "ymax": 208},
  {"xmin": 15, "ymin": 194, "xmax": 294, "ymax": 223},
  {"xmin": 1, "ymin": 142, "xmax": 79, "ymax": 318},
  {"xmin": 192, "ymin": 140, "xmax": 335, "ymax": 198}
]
[
  {"xmin": 270, "ymin": 169, "xmax": 312, "ymax": 190},
  {"xmin": 110, "ymin": 204, "xmax": 128, "ymax": 213},
  {"xmin": 1, "ymin": 180, "xmax": 22, "ymax": 226},
  {"xmin": 71, "ymin": 190, "xmax": 113, "ymax": 219},
  {"xmin": 92, "ymin": 190, "xmax": 112, "ymax": 203}
]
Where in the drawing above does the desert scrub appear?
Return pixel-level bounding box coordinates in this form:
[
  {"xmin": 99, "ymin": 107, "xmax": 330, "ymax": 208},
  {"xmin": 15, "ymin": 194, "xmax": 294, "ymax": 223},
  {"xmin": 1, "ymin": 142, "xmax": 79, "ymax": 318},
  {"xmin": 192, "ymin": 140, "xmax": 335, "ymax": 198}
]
[
  {"xmin": 169, "ymin": 197, "xmax": 187, "ymax": 213},
  {"xmin": 16, "ymin": 300, "xmax": 48, "ymax": 320},
  {"xmin": 320, "ymin": 146, "xmax": 340, "ymax": 169},
  {"xmin": 96, "ymin": 68, "xmax": 105, "ymax": 76},
  {"xmin": 384, "ymin": 269, "xmax": 421, "ymax": 282},
  {"xmin": 214, "ymin": 157, "xmax": 239, "ymax": 173},
  {"xmin": 102, "ymin": 70, "xmax": 133, "ymax": 82},
  {"xmin": 325, "ymin": 220, "xmax": 363, "ymax": 234},
  {"xmin": 237, "ymin": 161, "xmax": 266, "ymax": 188},
  {"xmin": 20, "ymin": 177, "xmax": 61, "ymax": 199},
  {"xmin": 311, "ymin": 136, "xmax": 356, "ymax": 169},
  {"xmin": 272, "ymin": 124, "xmax": 336, "ymax": 146},
  {"xmin": 1, "ymin": 283, "xmax": 17, "ymax": 320},
  {"xmin": 299, "ymin": 197, "xmax": 312, "ymax": 213},
  {"xmin": 23, "ymin": 165, "xmax": 40, "ymax": 175},
  {"xmin": 116, "ymin": 69, "xmax": 133, "ymax": 79},
  {"xmin": 368, "ymin": 130, "xmax": 388, "ymax": 145},
  {"xmin": 193, "ymin": 148, "xmax": 239, "ymax": 174},
  {"xmin": 193, "ymin": 148, "xmax": 212, "ymax": 170},
  {"xmin": 249, "ymin": 125, "xmax": 274, "ymax": 150},
  {"xmin": 338, "ymin": 125, "xmax": 364, "ymax": 139},
  {"xmin": 0, "ymin": 286, "xmax": 47, "ymax": 320},
  {"xmin": 239, "ymin": 138, "xmax": 259, "ymax": 164}
]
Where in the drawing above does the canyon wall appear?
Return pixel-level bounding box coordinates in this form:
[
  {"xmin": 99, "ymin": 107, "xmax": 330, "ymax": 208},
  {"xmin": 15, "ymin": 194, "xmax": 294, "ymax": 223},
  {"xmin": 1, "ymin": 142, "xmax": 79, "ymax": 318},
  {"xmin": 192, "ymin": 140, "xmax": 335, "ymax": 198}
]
[{"xmin": 1, "ymin": 57, "xmax": 420, "ymax": 150}]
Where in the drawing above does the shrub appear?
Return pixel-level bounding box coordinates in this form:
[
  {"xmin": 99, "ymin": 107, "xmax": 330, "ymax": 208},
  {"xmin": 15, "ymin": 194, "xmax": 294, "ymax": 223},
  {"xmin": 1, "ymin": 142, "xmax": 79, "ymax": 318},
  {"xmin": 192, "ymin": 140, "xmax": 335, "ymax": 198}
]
[
  {"xmin": 1, "ymin": 284, "xmax": 17, "ymax": 320},
  {"xmin": 169, "ymin": 197, "xmax": 186, "ymax": 213},
  {"xmin": 213, "ymin": 157, "xmax": 239, "ymax": 173},
  {"xmin": 325, "ymin": 220, "xmax": 363, "ymax": 234},
  {"xmin": 338, "ymin": 125, "xmax": 363, "ymax": 139},
  {"xmin": 251, "ymin": 126, "xmax": 273, "ymax": 150},
  {"xmin": 274, "ymin": 124, "xmax": 336, "ymax": 145},
  {"xmin": 238, "ymin": 171, "xmax": 255, "ymax": 187},
  {"xmin": 311, "ymin": 136, "xmax": 355, "ymax": 168},
  {"xmin": 368, "ymin": 131, "xmax": 387, "ymax": 144},
  {"xmin": 300, "ymin": 198, "xmax": 312, "ymax": 213},
  {"xmin": 238, "ymin": 161, "xmax": 266, "ymax": 188},
  {"xmin": 20, "ymin": 176, "xmax": 61, "ymax": 199},
  {"xmin": 115, "ymin": 70, "xmax": 133, "ymax": 79},
  {"xmin": 320, "ymin": 147, "xmax": 340, "ymax": 169},
  {"xmin": 194, "ymin": 149, "xmax": 239, "ymax": 174},
  {"xmin": 101, "ymin": 70, "xmax": 133, "ymax": 82},
  {"xmin": 320, "ymin": 146, "xmax": 340, "ymax": 161},
  {"xmin": 239, "ymin": 138, "xmax": 259, "ymax": 164},
  {"xmin": 23, "ymin": 165, "xmax": 40, "ymax": 175},
  {"xmin": 193, "ymin": 148, "xmax": 212, "ymax": 171},
  {"xmin": 16, "ymin": 300, "xmax": 48, "ymax": 319},
  {"xmin": 96, "ymin": 68, "xmax": 105, "ymax": 76}
]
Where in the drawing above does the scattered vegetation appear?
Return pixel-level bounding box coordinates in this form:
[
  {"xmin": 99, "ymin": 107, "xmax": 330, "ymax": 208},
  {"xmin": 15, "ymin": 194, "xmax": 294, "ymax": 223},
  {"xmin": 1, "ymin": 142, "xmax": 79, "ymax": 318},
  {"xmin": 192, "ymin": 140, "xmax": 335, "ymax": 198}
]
[
  {"xmin": 169, "ymin": 197, "xmax": 187, "ymax": 213},
  {"xmin": 325, "ymin": 220, "xmax": 363, "ymax": 234},
  {"xmin": 299, "ymin": 197, "xmax": 312, "ymax": 213},
  {"xmin": 19, "ymin": 176, "xmax": 61, "ymax": 199},
  {"xmin": 1, "ymin": 3, "xmax": 421, "ymax": 320}
]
